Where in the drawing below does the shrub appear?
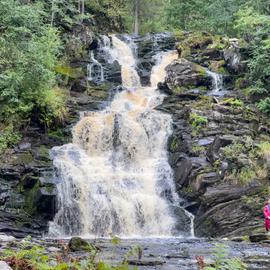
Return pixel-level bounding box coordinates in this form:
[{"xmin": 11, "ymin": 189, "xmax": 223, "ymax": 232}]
[
  {"xmin": 203, "ymin": 244, "xmax": 247, "ymax": 270},
  {"xmin": 221, "ymin": 98, "xmax": 244, "ymax": 108},
  {"xmin": 0, "ymin": 125, "xmax": 21, "ymax": 154},
  {"xmin": 190, "ymin": 113, "xmax": 208, "ymax": 128},
  {"xmin": 258, "ymin": 97, "xmax": 270, "ymax": 114},
  {"xmin": 222, "ymin": 143, "xmax": 245, "ymax": 162},
  {"xmin": 258, "ymin": 141, "xmax": 270, "ymax": 164}
]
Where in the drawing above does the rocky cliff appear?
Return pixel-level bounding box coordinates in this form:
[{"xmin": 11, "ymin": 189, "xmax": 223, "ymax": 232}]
[{"xmin": 158, "ymin": 32, "xmax": 270, "ymax": 237}]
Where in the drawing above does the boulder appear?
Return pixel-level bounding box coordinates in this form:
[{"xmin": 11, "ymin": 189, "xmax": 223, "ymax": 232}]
[
  {"xmin": 68, "ymin": 237, "xmax": 92, "ymax": 252},
  {"xmin": 165, "ymin": 59, "xmax": 212, "ymax": 92}
]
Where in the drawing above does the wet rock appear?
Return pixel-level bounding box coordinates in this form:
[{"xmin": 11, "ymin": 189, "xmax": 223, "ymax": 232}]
[
  {"xmin": 68, "ymin": 237, "xmax": 92, "ymax": 252},
  {"xmin": 174, "ymin": 158, "xmax": 193, "ymax": 188},
  {"xmin": 230, "ymin": 236, "xmax": 246, "ymax": 242},
  {"xmin": 0, "ymin": 233, "xmax": 16, "ymax": 242},
  {"xmin": 47, "ymin": 246, "xmax": 61, "ymax": 253},
  {"xmin": 18, "ymin": 142, "xmax": 31, "ymax": 151},
  {"xmin": 249, "ymin": 234, "xmax": 270, "ymax": 243},
  {"xmin": 207, "ymin": 135, "xmax": 238, "ymax": 164},
  {"xmin": 127, "ymin": 259, "xmax": 166, "ymax": 266},
  {"xmin": 165, "ymin": 59, "xmax": 212, "ymax": 91},
  {"xmin": 0, "ymin": 261, "xmax": 12, "ymax": 270},
  {"xmin": 34, "ymin": 187, "xmax": 57, "ymax": 218}
]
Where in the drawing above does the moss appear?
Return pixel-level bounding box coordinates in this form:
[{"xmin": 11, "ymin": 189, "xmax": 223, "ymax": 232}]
[
  {"xmin": 235, "ymin": 77, "xmax": 249, "ymax": 90},
  {"xmin": 48, "ymin": 128, "xmax": 69, "ymax": 143},
  {"xmin": 176, "ymin": 32, "xmax": 214, "ymax": 58},
  {"xmin": 169, "ymin": 136, "xmax": 180, "ymax": 152},
  {"xmin": 220, "ymin": 98, "xmax": 244, "ymax": 108},
  {"xmin": 23, "ymin": 183, "xmax": 40, "ymax": 215},
  {"xmin": 192, "ymin": 96, "xmax": 213, "ymax": 110},
  {"xmin": 209, "ymin": 60, "xmax": 226, "ymax": 74},
  {"xmin": 191, "ymin": 145, "xmax": 205, "ymax": 155},
  {"xmin": 55, "ymin": 65, "xmax": 84, "ymax": 79},
  {"xmin": 182, "ymin": 186, "xmax": 196, "ymax": 194},
  {"xmin": 86, "ymin": 82, "xmax": 112, "ymax": 99},
  {"xmin": 194, "ymin": 63, "xmax": 207, "ymax": 75},
  {"xmin": 16, "ymin": 152, "xmax": 34, "ymax": 166},
  {"xmin": 172, "ymin": 86, "xmax": 187, "ymax": 94},
  {"xmin": 37, "ymin": 145, "xmax": 50, "ymax": 160},
  {"xmin": 207, "ymin": 35, "xmax": 227, "ymax": 50}
]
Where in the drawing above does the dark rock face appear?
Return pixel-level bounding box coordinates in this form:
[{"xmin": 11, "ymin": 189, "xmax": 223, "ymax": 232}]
[
  {"xmin": 161, "ymin": 90, "xmax": 269, "ymax": 237},
  {"xmin": 159, "ymin": 35, "xmax": 270, "ymax": 237}
]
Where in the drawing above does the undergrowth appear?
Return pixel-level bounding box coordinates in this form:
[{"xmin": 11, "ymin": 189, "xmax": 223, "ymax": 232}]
[{"xmin": 0, "ymin": 237, "xmax": 139, "ymax": 270}]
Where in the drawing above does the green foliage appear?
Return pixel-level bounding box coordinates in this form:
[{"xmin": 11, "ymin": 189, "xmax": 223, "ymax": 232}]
[
  {"xmin": 0, "ymin": 0, "xmax": 64, "ymax": 128},
  {"xmin": 221, "ymin": 98, "xmax": 244, "ymax": 108},
  {"xmin": 231, "ymin": 167, "xmax": 257, "ymax": 185},
  {"xmin": 86, "ymin": 0, "xmax": 129, "ymax": 31},
  {"xmin": 0, "ymin": 125, "xmax": 21, "ymax": 154},
  {"xmin": 258, "ymin": 97, "xmax": 270, "ymax": 114},
  {"xmin": 204, "ymin": 244, "xmax": 247, "ymax": 270},
  {"xmin": 0, "ymin": 238, "xmax": 139, "ymax": 270},
  {"xmin": 223, "ymin": 143, "xmax": 245, "ymax": 162},
  {"xmin": 189, "ymin": 113, "xmax": 208, "ymax": 133}
]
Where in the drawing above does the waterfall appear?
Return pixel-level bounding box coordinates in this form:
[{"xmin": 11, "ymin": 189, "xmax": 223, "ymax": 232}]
[
  {"xmin": 206, "ymin": 70, "xmax": 223, "ymax": 92},
  {"xmin": 49, "ymin": 35, "xmax": 193, "ymax": 238},
  {"xmin": 87, "ymin": 51, "xmax": 104, "ymax": 83}
]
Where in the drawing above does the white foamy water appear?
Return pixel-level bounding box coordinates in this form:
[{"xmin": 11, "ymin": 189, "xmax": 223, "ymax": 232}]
[
  {"xmin": 206, "ymin": 70, "xmax": 223, "ymax": 92},
  {"xmin": 49, "ymin": 36, "xmax": 193, "ymax": 238}
]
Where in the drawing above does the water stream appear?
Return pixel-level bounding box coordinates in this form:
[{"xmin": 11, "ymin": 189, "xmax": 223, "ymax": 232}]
[
  {"xmin": 206, "ymin": 70, "xmax": 223, "ymax": 93},
  {"xmin": 49, "ymin": 35, "xmax": 193, "ymax": 238}
]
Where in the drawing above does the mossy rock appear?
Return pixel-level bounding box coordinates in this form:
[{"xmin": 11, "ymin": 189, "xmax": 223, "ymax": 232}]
[
  {"xmin": 14, "ymin": 152, "xmax": 34, "ymax": 166},
  {"xmin": 176, "ymin": 32, "xmax": 214, "ymax": 58},
  {"xmin": 209, "ymin": 60, "xmax": 226, "ymax": 74},
  {"xmin": 55, "ymin": 65, "xmax": 84, "ymax": 79},
  {"xmin": 68, "ymin": 237, "xmax": 94, "ymax": 252}
]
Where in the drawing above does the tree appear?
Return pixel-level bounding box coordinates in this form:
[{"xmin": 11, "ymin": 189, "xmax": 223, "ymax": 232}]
[{"xmin": 0, "ymin": 0, "xmax": 63, "ymax": 127}]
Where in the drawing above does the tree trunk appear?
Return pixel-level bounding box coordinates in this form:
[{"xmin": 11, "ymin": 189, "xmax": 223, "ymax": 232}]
[{"xmin": 134, "ymin": 0, "xmax": 139, "ymax": 34}]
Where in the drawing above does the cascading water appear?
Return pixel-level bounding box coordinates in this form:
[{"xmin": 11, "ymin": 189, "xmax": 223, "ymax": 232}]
[
  {"xmin": 87, "ymin": 51, "xmax": 105, "ymax": 83},
  {"xmin": 49, "ymin": 35, "xmax": 193, "ymax": 238},
  {"xmin": 206, "ymin": 70, "xmax": 223, "ymax": 92}
]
